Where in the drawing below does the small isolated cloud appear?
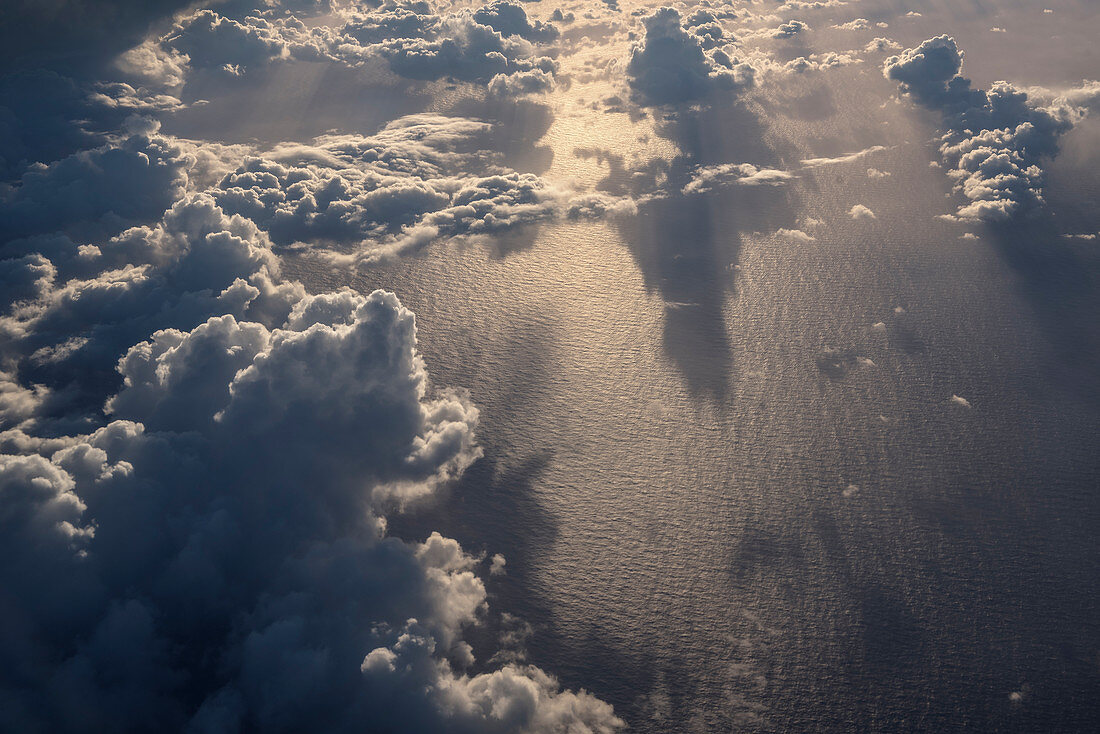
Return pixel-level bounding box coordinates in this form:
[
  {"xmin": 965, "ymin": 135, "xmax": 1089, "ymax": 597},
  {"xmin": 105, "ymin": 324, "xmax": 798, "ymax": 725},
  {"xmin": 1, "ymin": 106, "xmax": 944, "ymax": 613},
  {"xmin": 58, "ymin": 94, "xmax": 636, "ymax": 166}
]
[
  {"xmin": 833, "ymin": 18, "xmax": 872, "ymax": 31},
  {"xmin": 773, "ymin": 20, "xmax": 810, "ymax": 39},
  {"xmin": 682, "ymin": 163, "xmax": 794, "ymax": 194},
  {"xmin": 950, "ymin": 394, "xmax": 972, "ymax": 408},
  {"xmin": 867, "ymin": 168, "xmax": 891, "ymax": 178},
  {"xmin": 849, "ymin": 204, "xmax": 876, "ymax": 219},
  {"xmin": 802, "ymin": 145, "xmax": 889, "ymax": 168},
  {"xmin": 775, "ymin": 228, "xmax": 816, "ymax": 242},
  {"xmin": 865, "ymin": 37, "xmax": 902, "ymax": 52}
]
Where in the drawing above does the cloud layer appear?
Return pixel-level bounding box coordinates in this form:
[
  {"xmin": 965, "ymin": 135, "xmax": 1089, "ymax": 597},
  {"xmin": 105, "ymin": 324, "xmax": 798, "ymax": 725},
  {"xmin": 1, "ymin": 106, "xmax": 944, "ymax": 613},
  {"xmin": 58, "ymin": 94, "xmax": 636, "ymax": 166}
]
[{"xmin": 0, "ymin": 4, "xmax": 628, "ymax": 729}]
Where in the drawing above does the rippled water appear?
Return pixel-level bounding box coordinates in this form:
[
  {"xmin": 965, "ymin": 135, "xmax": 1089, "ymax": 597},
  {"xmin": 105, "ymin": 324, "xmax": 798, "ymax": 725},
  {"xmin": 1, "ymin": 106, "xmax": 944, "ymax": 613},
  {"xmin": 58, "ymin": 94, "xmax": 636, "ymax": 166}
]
[
  {"xmin": 281, "ymin": 4, "xmax": 1100, "ymax": 730},
  {"xmin": 285, "ymin": 171, "xmax": 1100, "ymax": 732}
]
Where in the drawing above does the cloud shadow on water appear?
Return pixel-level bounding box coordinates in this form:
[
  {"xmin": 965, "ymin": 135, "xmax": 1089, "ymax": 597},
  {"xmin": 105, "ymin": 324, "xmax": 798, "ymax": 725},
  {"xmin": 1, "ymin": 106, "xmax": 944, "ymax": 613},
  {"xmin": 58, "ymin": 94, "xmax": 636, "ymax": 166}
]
[
  {"xmin": 984, "ymin": 218, "xmax": 1100, "ymax": 405},
  {"xmin": 608, "ymin": 101, "xmax": 801, "ymax": 405}
]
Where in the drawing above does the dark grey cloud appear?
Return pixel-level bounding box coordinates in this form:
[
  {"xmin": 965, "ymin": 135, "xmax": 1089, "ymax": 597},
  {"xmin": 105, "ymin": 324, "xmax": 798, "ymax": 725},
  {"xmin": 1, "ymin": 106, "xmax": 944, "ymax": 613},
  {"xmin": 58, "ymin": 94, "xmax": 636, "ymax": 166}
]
[
  {"xmin": 772, "ymin": 19, "xmax": 809, "ymax": 39},
  {"xmin": 0, "ymin": 71, "xmax": 183, "ymax": 182},
  {"xmin": 0, "ymin": 4, "xmax": 627, "ymax": 726},
  {"xmin": 0, "ymin": 0, "xmax": 192, "ymax": 74},
  {"xmin": 0, "ymin": 262, "xmax": 621, "ymax": 733},
  {"xmin": 885, "ymin": 36, "xmax": 1076, "ymax": 223},
  {"xmin": 1, "ymin": 127, "xmax": 192, "ymax": 242},
  {"xmin": 626, "ymin": 7, "xmax": 755, "ymax": 106}
]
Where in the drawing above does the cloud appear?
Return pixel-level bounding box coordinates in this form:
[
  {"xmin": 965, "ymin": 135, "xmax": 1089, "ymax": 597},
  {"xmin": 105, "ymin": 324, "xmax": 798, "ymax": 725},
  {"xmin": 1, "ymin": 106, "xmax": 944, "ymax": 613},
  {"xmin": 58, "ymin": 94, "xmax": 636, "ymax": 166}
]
[
  {"xmin": 0, "ymin": 0, "xmax": 195, "ymax": 74},
  {"xmin": 1, "ymin": 125, "xmax": 192, "ymax": 242},
  {"xmin": 0, "ymin": 6, "xmax": 631, "ymax": 721},
  {"xmin": 775, "ymin": 228, "xmax": 815, "ymax": 242},
  {"xmin": 885, "ymin": 36, "xmax": 1077, "ymax": 223},
  {"xmin": 626, "ymin": 7, "xmax": 755, "ymax": 106},
  {"xmin": 801, "ymin": 145, "xmax": 889, "ymax": 168},
  {"xmin": 781, "ymin": 52, "xmax": 861, "ymax": 73},
  {"xmin": 772, "ymin": 20, "xmax": 810, "ymax": 38},
  {"xmin": 883, "ymin": 35, "xmax": 980, "ymax": 108},
  {"xmin": 849, "ymin": 204, "xmax": 876, "ymax": 219},
  {"xmin": 209, "ymin": 114, "xmax": 627, "ymax": 261},
  {"xmin": 832, "ymin": 18, "xmax": 872, "ymax": 31},
  {"xmin": 139, "ymin": 2, "xmax": 561, "ymax": 90},
  {"xmin": 163, "ymin": 9, "xmax": 293, "ymax": 74},
  {"xmin": 864, "ymin": 37, "xmax": 901, "ymax": 53},
  {"xmin": 0, "ymin": 284, "xmax": 622, "ymax": 731},
  {"xmin": 0, "ymin": 70, "xmax": 184, "ymax": 182},
  {"xmin": 682, "ymin": 163, "xmax": 794, "ymax": 195},
  {"xmin": 1, "ymin": 280, "xmax": 623, "ymax": 732}
]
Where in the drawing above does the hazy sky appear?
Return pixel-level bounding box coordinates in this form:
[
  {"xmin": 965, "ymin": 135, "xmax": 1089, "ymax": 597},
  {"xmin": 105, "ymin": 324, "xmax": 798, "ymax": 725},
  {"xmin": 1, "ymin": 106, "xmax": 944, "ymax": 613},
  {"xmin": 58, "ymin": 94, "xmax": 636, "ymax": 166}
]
[{"xmin": 2, "ymin": 1, "xmax": 1099, "ymax": 731}]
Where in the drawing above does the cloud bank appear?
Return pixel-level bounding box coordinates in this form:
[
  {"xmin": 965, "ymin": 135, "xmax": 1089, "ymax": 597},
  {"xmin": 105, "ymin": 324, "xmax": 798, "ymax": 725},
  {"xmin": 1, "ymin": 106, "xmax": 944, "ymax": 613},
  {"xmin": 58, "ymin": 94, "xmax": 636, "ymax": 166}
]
[{"xmin": 0, "ymin": 3, "xmax": 628, "ymax": 729}]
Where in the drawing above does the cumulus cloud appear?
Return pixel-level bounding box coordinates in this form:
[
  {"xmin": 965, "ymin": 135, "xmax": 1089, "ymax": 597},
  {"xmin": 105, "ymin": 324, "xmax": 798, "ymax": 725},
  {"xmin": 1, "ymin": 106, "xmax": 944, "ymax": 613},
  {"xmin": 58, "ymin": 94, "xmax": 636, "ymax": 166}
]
[
  {"xmin": 775, "ymin": 228, "xmax": 815, "ymax": 242},
  {"xmin": 885, "ymin": 36, "xmax": 1076, "ymax": 222},
  {"xmin": 0, "ymin": 0, "xmax": 195, "ymax": 73},
  {"xmin": 1, "ymin": 125, "xmax": 192, "ymax": 242},
  {"xmin": 626, "ymin": 7, "xmax": 755, "ymax": 106},
  {"xmin": 682, "ymin": 163, "xmax": 794, "ymax": 195},
  {"xmin": 163, "ymin": 9, "xmax": 293, "ymax": 74},
  {"xmin": 1, "ymin": 244, "xmax": 622, "ymax": 734},
  {"xmin": 0, "ymin": 283, "xmax": 622, "ymax": 731},
  {"xmin": 151, "ymin": 1, "xmax": 561, "ymax": 89},
  {"xmin": 865, "ymin": 37, "xmax": 901, "ymax": 53},
  {"xmin": 341, "ymin": 1, "xmax": 559, "ymax": 84},
  {"xmin": 780, "ymin": 52, "xmax": 862, "ymax": 73},
  {"xmin": 1, "ymin": 99, "xmax": 622, "ymax": 734},
  {"xmin": 833, "ymin": 18, "xmax": 873, "ymax": 31},
  {"xmin": 208, "ymin": 114, "xmax": 628, "ymax": 261},
  {"xmin": 0, "ymin": 1, "xmax": 633, "ymax": 723},
  {"xmin": 0, "ymin": 70, "xmax": 184, "ymax": 182},
  {"xmin": 849, "ymin": 204, "xmax": 876, "ymax": 219},
  {"xmin": 772, "ymin": 20, "xmax": 810, "ymax": 38}
]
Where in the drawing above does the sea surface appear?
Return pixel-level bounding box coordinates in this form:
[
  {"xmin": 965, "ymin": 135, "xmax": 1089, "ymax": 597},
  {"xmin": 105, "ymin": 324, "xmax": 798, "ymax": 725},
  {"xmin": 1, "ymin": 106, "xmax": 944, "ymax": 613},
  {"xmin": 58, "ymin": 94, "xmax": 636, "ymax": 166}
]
[{"xmin": 269, "ymin": 4, "xmax": 1100, "ymax": 730}]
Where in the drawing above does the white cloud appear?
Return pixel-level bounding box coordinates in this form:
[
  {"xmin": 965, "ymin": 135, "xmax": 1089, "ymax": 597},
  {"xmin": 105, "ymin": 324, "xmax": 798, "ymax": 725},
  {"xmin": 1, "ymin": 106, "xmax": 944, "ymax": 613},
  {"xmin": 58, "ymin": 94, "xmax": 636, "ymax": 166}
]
[
  {"xmin": 802, "ymin": 145, "xmax": 890, "ymax": 168},
  {"xmin": 775, "ymin": 228, "xmax": 816, "ymax": 242},
  {"xmin": 682, "ymin": 163, "xmax": 794, "ymax": 195},
  {"xmin": 849, "ymin": 204, "xmax": 876, "ymax": 219}
]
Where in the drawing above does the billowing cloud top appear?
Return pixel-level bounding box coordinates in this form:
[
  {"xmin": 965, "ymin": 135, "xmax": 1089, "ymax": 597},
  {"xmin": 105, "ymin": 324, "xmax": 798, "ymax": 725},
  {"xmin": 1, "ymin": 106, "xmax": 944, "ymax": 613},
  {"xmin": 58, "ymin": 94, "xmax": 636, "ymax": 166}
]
[
  {"xmin": 885, "ymin": 36, "xmax": 1076, "ymax": 222},
  {"xmin": 627, "ymin": 7, "xmax": 754, "ymax": 106},
  {"xmin": 0, "ymin": 1, "xmax": 628, "ymax": 731}
]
